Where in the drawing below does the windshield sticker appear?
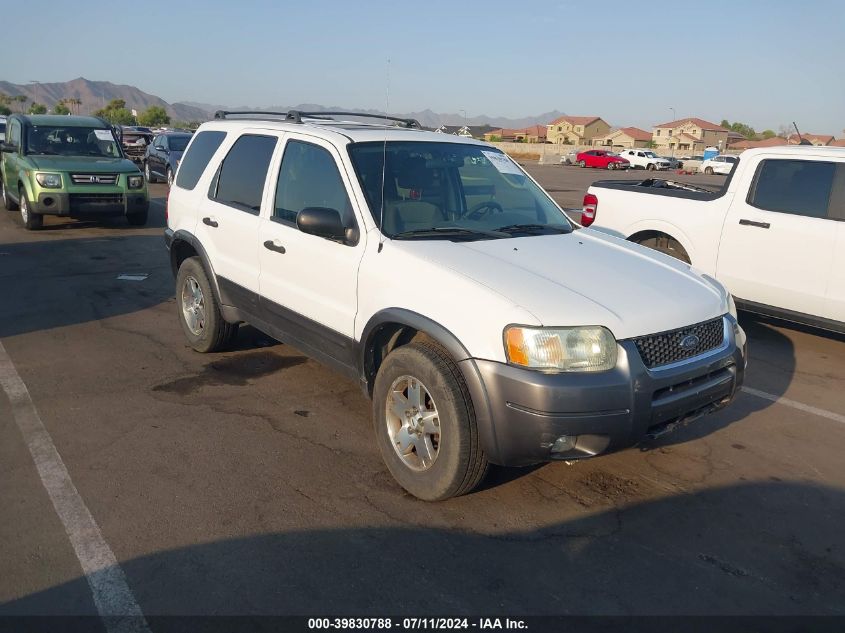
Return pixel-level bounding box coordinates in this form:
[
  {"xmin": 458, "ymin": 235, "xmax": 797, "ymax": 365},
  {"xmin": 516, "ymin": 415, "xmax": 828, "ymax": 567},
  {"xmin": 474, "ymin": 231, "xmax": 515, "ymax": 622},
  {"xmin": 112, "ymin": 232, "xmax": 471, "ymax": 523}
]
[
  {"xmin": 481, "ymin": 151, "xmax": 523, "ymax": 175},
  {"xmin": 94, "ymin": 129, "xmax": 115, "ymax": 141}
]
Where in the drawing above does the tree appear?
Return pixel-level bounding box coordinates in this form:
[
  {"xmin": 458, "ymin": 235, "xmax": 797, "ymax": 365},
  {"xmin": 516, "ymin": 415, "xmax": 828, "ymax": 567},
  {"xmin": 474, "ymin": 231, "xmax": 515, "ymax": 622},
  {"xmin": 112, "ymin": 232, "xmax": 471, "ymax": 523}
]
[
  {"xmin": 0, "ymin": 104, "xmax": 10, "ymax": 116},
  {"xmin": 66, "ymin": 98, "xmax": 82, "ymax": 114},
  {"xmin": 12, "ymin": 95, "xmax": 27, "ymax": 112},
  {"xmin": 761, "ymin": 129, "xmax": 776, "ymax": 139},
  {"xmin": 28, "ymin": 102, "xmax": 47, "ymax": 114},
  {"xmin": 137, "ymin": 105, "xmax": 170, "ymax": 127},
  {"xmin": 94, "ymin": 98, "xmax": 135, "ymax": 125},
  {"xmin": 53, "ymin": 101, "xmax": 71, "ymax": 115},
  {"xmin": 721, "ymin": 120, "xmax": 756, "ymax": 139}
]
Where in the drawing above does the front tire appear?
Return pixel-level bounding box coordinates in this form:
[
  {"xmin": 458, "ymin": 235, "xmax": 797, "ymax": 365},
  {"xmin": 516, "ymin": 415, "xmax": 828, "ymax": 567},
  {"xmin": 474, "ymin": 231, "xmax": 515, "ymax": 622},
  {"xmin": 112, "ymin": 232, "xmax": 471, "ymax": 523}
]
[
  {"xmin": 176, "ymin": 256, "xmax": 239, "ymax": 353},
  {"xmin": 2, "ymin": 179, "xmax": 18, "ymax": 211},
  {"xmin": 166, "ymin": 167, "xmax": 174, "ymax": 188},
  {"xmin": 705, "ymin": 167, "xmax": 714, "ymax": 175},
  {"xmin": 373, "ymin": 341, "xmax": 488, "ymax": 501},
  {"xmin": 646, "ymin": 163, "xmax": 655, "ymax": 171},
  {"xmin": 144, "ymin": 161, "xmax": 157, "ymax": 183},
  {"xmin": 19, "ymin": 190, "xmax": 43, "ymax": 230},
  {"xmin": 578, "ymin": 160, "xmax": 586, "ymax": 168}
]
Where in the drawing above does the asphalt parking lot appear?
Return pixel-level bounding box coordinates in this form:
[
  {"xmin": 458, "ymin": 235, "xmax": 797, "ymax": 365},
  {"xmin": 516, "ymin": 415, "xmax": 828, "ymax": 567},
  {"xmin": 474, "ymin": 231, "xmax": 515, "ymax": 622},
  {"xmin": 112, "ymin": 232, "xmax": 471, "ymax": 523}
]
[{"xmin": 1, "ymin": 172, "xmax": 844, "ymax": 620}]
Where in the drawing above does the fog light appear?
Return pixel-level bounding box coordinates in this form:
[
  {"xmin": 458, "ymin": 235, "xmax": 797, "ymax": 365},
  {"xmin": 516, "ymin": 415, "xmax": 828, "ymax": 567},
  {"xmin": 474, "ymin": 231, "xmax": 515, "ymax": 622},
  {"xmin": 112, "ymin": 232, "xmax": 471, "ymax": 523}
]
[
  {"xmin": 43, "ymin": 197, "xmax": 54, "ymax": 207},
  {"xmin": 551, "ymin": 435, "xmax": 577, "ymax": 453}
]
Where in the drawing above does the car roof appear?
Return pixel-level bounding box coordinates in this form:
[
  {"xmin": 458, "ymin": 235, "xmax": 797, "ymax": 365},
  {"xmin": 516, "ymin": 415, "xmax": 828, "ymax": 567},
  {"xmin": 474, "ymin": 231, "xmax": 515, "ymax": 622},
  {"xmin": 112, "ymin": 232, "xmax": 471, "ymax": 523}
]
[
  {"xmin": 160, "ymin": 131, "xmax": 193, "ymax": 137},
  {"xmin": 195, "ymin": 116, "xmax": 491, "ymax": 147},
  {"xmin": 20, "ymin": 114, "xmax": 108, "ymax": 128},
  {"xmin": 737, "ymin": 145, "xmax": 845, "ymax": 159}
]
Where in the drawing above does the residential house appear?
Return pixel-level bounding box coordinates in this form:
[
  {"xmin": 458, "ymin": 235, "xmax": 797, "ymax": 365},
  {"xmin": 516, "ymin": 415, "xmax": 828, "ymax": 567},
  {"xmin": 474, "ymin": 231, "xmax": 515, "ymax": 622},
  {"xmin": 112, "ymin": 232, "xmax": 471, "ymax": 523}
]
[
  {"xmin": 786, "ymin": 133, "xmax": 835, "ymax": 146},
  {"xmin": 592, "ymin": 126, "xmax": 652, "ymax": 149},
  {"xmin": 547, "ymin": 116, "xmax": 610, "ymax": 145},
  {"xmin": 483, "ymin": 124, "xmax": 547, "ymax": 143},
  {"xmin": 729, "ymin": 137, "xmax": 789, "ymax": 150},
  {"xmin": 652, "ymin": 118, "xmax": 730, "ymax": 154},
  {"xmin": 830, "ymin": 139, "xmax": 845, "ymax": 147}
]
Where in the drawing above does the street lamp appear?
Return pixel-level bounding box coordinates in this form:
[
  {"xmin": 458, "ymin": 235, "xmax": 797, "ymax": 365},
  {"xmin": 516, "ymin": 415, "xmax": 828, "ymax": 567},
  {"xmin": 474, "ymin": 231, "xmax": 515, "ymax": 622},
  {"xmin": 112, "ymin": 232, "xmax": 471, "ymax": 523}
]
[{"xmin": 669, "ymin": 107, "xmax": 676, "ymax": 158}]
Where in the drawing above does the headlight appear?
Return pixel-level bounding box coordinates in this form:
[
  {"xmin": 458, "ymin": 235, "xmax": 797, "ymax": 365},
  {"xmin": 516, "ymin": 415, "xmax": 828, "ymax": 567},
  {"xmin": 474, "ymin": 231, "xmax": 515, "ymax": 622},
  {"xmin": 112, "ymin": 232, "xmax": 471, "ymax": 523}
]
[
  {"xmin": 35, "ymin": 173, "xmax": 62, "ymax": 188},
  {"xmin": 504, "ymin": 326, "xmax": 617, "ymax": 372},
  {"xmin": 127, "ymin": 175, "xmax": 144, "ymax": 189},
  {"xmin": 728, "ymin": 294, "xmax": 737, "ymax": 320}
]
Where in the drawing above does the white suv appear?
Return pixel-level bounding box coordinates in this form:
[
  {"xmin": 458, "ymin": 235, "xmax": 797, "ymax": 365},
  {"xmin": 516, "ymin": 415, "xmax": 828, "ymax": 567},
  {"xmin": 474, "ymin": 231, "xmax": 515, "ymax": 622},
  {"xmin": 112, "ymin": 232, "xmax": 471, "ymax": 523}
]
[
  {"xmin": 618, "ymin": 149, "xmax": 672, "ymax": 171},
  {"xmin": 699, "ymin": 154, "xmax": 738, "ymax": 175},
  {"xmin": 165, "ymin": 111, "xmax": 746, "ymax": 500}
]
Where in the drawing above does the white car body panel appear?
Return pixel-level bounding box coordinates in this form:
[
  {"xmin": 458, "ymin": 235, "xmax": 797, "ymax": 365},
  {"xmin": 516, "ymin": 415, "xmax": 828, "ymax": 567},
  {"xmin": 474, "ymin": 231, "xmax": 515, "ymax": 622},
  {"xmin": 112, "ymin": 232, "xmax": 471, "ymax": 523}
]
[
  {"xmin": 618, "ymin": 149, "xmax": 671, "ymax": 170},
  {"xmin": 588, "ymin": 146, "xmax": 845, "ymax": 325}
]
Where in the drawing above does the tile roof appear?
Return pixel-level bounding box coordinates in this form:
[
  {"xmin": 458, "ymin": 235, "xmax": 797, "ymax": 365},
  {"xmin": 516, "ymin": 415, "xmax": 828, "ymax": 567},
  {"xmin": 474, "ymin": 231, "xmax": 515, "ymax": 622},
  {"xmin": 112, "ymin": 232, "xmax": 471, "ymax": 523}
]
[
  {"xmin": 653, "ymin": 117, "xmax": 730, "ymax": 132},
  {"xmin": 617, "ymin": 126, "xmax": 652, "ymax": 141},
  {"xmin": 549, "ymin": 115, "xmax": 602, "ymax": 126},
  {"xmin": 786, "ymin": 133, "xmax": 835, "ymax": 145},
  {"xmin": 729, "ymin": 137, "xmax": 789, "ymax": 149},
  {"xmin": 830, "ymin": 139, "xmax": 845, "ymax": 147}
]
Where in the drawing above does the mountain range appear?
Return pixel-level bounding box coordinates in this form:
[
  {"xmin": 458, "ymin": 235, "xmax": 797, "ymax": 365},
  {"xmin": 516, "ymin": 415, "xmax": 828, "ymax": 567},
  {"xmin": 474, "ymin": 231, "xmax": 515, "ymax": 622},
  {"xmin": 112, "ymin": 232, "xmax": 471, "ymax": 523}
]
[{"xmin": 0, "ymin": 78, "xmax": 563, "ymax": 129}]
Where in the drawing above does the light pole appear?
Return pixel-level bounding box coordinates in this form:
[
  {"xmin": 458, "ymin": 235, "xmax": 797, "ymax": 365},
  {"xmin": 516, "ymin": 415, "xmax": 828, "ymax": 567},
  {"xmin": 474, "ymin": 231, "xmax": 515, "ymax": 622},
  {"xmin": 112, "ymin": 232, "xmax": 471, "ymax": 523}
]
[
  {"xmin": 29, "ymin": 80, "xmax": 40, "ymax": 107},
  {"xmin": 669, "ymin": 107, "xmax": 676, "ymax": 157}
]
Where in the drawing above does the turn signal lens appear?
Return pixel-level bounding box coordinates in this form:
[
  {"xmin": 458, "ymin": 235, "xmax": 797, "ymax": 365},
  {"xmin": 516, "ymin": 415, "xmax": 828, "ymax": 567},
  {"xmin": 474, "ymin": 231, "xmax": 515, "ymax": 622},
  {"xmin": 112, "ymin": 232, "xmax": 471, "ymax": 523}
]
[{"xmin": 504, "ymin": 325, "xmax": 617, "ymax": 372}]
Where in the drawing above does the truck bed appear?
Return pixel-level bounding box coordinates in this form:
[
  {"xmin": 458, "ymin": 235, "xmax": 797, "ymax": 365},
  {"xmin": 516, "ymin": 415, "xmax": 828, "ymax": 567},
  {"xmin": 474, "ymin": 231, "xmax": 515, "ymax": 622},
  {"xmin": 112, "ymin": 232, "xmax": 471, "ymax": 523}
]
[{"xmin": 590, "ymin": 176, "xmax": 732, "ymax": 202}]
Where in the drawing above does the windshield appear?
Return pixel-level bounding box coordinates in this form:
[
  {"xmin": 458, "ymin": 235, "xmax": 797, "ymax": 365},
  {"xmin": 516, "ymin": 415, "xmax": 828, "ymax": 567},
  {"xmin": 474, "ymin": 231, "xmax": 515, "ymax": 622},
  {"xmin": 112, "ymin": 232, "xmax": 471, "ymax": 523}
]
[
  {"xmin": 168, "ymin": 136, "xmax": 191, "ymax": 152},
  {"xmin": 643, "ymin": 151, "xmax": 657, "ymax": 158},
  {"xmin": 25, "ymin": 125, "xmax": 121, "ymax": 158},
  {"xmin": 348, "ymin": 141, "xmax": 573, "ymax": 239}
]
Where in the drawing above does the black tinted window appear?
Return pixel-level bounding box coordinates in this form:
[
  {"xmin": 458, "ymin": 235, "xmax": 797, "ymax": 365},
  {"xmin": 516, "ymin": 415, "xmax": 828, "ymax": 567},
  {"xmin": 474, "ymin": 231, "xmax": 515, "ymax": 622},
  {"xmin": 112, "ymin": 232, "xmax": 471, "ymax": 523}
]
[
  {"xmin": 274, "ymin": 141, "xmax": 352, "ymax": 226},
  {"xmin": 212, "ymin": 135, "xmax": 277, "ymax": 213},
  {"xmin": 175, "ymin": 130, "xmax": 227, "ymax": 190},
  {"xmin": 749, "ymin": 159, "xmax": 835, "ymax": 219}
]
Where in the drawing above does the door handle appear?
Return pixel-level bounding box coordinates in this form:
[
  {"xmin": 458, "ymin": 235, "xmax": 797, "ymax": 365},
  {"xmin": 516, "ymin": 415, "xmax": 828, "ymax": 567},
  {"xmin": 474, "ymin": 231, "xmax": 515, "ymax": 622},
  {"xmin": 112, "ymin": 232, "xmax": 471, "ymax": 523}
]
[
  {"xmin": 202, "ymin": 217, "xmax": 218, "ymax": 228},
  {"xmin": 263, "ymin": 240, "xmax": 286, "ymax": 254},
  {"xmin": 738, "ymin": 219, "xmax": 770, "ymax": 229}
]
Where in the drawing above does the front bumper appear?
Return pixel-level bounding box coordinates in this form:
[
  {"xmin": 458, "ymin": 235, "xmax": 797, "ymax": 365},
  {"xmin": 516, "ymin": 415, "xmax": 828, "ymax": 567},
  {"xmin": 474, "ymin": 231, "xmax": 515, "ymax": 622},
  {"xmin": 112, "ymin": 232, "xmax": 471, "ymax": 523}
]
[
  {"xmin": 461, "ymin": 316, "xmax": 746, "ymax": 466},
  {"xmin": 31, "ymin": 191, "xmax": 149, "ymax": 217}
]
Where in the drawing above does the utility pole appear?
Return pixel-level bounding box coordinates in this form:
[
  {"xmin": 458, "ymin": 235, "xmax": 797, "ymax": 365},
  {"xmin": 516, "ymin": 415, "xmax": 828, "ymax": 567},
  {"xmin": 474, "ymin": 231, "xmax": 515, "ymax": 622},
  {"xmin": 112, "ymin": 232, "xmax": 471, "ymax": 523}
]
[
  {"xmin": 29, "ymin": 80, "xmax": 40, "ymax": 107},
  {"xmin": 669, "ymin": 107, "xmax": 676, "ymax": 157}
]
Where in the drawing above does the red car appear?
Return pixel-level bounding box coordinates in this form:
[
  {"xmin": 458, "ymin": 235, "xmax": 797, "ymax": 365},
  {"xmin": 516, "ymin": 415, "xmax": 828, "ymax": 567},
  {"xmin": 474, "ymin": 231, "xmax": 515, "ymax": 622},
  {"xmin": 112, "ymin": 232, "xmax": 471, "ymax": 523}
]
[{"xmin": 575, "ymin": 150, "xmax": 630, "ymax": 170}]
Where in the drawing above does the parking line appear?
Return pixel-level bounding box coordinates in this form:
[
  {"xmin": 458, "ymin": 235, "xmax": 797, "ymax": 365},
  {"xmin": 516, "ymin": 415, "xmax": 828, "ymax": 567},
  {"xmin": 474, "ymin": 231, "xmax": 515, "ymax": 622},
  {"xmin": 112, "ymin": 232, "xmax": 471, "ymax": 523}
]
[
  {"xmin": 0, "ymin": 341, "xmax": 149, "ymax": 633},
  {"xmin": 741, "ymin": 386, "xmax": 845, "ymax": 425}
]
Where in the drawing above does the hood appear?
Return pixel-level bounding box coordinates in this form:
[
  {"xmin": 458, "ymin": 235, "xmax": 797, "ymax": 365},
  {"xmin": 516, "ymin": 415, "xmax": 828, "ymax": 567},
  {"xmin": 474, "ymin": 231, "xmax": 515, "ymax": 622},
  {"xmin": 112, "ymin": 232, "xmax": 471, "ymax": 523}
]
[
  {"xmin": 392, "ymin": 231, "xmax": 727, "ymax": 340},
  {"xmin": 27, "ymin": 155, "xmax": 140, "ymax": 173}
]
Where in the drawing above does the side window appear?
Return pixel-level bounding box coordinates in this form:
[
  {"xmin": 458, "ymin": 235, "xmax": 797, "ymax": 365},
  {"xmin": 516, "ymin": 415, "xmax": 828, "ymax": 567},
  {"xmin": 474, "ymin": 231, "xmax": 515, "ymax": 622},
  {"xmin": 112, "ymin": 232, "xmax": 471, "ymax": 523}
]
[
  {"xmin": 8, "ymin": 121, "xmax": 20, "ymax": 146},
  {"xmin": 175, "ymin": 130, "xmax": 227, "ymax": 190},
  {"xmin": 161, "ymin": 136, "xmax": 169, "ymax": 150},
  {"xmin": 210, "ymin": 134, "xmax": 277, "ymax": 214},
  {"xmin": 748, "ymin": 159, "xmax": 836, "ymax": 219},
  {"xmin": 637, "ymin": 152, "xmax": 645, "ymax": 157},
  {"xmin": 273, "ymin": 140, "xmax": 354, "ymax": 228}
]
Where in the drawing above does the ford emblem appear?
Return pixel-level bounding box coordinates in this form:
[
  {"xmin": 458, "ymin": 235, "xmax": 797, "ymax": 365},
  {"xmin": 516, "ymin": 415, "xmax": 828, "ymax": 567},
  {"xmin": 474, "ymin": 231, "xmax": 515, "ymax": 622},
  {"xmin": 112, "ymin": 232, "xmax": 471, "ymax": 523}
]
[{"xmin": 679, "ymin": 334, "xmax": 700, "ymax": 351}]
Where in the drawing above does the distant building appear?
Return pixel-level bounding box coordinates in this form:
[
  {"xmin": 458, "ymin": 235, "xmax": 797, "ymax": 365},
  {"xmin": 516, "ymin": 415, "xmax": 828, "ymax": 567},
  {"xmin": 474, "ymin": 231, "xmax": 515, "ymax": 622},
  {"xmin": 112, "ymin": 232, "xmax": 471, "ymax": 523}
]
[
  {"xmin": 652, "ymin": 117, "xmax": 730, "ymax": 154},
  {"xmin": 546, "ymin": 116, "xmax": 610, "ymax": 145},
  {"xmin": 483, "ymin": 124, "xmax": 547, "ymax": 143},
  {"xmin": 729, "ymin": 137, "xmax": 789, "ymax": 150},
  {"xmin": 592, "ymin": 126, "xmax": 652, "ymax": 149},
  {"xmin": 786, "ymin": 133, "xmax": 835, "ymax": 146},
  {"xmin": 830, "ymin": 138, "xmax": 845, "ymax": 147}
]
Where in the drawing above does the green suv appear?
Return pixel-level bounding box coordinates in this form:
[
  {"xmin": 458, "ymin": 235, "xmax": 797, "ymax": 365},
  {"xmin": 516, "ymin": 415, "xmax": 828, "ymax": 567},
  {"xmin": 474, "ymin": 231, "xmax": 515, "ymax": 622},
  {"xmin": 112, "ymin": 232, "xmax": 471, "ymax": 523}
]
[{"xmin": 0, "ymin": 114, "xmax": 149, "ymax": 229}]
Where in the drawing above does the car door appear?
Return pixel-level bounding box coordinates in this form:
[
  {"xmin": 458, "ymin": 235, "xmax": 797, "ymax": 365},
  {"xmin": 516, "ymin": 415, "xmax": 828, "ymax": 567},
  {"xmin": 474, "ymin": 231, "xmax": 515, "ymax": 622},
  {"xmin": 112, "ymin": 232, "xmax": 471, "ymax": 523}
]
[
  {"xmin": 193, "ymin": 131, "xmax": 279, "ymax": 314},
  {"xmin": 257, "ymin": 134, "xmax": 366, "ymax": 373},
  {"xmin": 2, "ymin": 119, "xmax": 21, "ymax": 193},
  {"xmin": 715, "ymin": 156, "xmax": 840, "ymax": 320},
  {"xmin": 825, "ymin": 172, "xmax": 845, "ymax": 323}
]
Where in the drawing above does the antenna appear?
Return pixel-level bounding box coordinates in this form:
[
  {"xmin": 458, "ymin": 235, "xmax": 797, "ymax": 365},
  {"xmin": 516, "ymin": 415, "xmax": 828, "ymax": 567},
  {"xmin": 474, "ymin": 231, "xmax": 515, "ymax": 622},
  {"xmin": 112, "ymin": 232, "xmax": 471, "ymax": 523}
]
[
  {"xmin": 378, "ymin": 58, "xmax": 390, "ymax": 253},
  {"xmin": 793, "ymin": 121, "xmax": 812, "ymax": 146}
]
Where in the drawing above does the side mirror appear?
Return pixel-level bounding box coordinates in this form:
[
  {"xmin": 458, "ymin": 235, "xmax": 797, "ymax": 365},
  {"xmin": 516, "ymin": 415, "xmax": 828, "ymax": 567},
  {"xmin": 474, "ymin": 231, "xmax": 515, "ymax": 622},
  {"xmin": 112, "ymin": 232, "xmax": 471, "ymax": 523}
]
[
  {"xmin": 297, "ymin": 207, "xmax": 358, "ymax": 245},
  {"xmin": 1, "ymin": 142, "xmax": 18, "ymax": 153},
  {"xmin": 154, "ymin": 145, "xmax": 166, "ymax": 151}
]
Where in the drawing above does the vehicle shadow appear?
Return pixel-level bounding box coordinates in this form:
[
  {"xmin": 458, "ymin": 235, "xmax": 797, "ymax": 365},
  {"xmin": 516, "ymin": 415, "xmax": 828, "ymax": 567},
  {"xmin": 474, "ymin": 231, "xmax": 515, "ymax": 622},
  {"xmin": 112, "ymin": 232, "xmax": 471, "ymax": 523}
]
[
  {"xmin": 33, "ymin": 193, "xmax": 167, "ymax": 231},
  {"xmin": 2, "ymin": 482, "xmax": 842, "ymax": 620},
  {"xmin": 0, "ymin": 234, "xmax": 172, "ymax": 338}
]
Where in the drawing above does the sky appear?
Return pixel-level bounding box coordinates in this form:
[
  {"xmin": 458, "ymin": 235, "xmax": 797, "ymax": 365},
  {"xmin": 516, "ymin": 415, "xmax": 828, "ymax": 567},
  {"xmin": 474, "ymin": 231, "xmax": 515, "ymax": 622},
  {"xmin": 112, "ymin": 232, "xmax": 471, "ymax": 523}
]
[{"xmin": 3, "ymin": 0, "xmax": 844, "ymax": 134}]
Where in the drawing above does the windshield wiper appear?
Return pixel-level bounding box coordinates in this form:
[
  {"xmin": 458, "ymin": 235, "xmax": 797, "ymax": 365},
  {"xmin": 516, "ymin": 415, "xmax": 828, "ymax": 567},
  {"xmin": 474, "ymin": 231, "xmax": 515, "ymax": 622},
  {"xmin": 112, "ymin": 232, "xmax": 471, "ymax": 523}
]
[
  {"xmin": 391, "ymin": 226, "xmax": 508, "ymax": 240},
  {"xmin": 494, "ymin": 223, "xmax": 572, "ymax": 235}
]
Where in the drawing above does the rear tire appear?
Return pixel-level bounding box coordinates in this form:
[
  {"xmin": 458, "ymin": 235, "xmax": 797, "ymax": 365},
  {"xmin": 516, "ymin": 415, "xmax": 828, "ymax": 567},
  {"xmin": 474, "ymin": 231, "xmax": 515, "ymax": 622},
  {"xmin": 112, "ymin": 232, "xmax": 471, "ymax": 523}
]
[
  {"xmin": 635, "ymin": 235, "xmax": 691, "ymax": 264},
  {"xmin": 19, "ymin": 189, "xmax": 43, "ymax": 230},
  {"xmin": 176, "ymin": 256, "xmax": 239, "ymax": 353},
  {"xmin": 373, "ymin": 341, "xmax": 488, "ymax": 501},
  {"xmin": 2, "ymin": 179, "xmax": 18, "ymax": 211}
]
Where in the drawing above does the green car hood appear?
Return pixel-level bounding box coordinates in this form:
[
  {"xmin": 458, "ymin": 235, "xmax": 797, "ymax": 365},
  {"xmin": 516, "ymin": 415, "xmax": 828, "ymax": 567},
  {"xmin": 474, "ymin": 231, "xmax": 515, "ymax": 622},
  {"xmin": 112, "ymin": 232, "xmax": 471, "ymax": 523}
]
[{"xmin": 26, "ymin": 155, "xmax": 140, "ymax": 173}]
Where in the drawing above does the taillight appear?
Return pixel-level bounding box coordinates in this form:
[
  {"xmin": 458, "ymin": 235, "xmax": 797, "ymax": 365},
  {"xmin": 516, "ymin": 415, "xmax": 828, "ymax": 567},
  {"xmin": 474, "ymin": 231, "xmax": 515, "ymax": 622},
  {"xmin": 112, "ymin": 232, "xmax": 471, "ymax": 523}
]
[{"xmin": 582, "ymin": 193, "xmax": 598, "ymax": 227}]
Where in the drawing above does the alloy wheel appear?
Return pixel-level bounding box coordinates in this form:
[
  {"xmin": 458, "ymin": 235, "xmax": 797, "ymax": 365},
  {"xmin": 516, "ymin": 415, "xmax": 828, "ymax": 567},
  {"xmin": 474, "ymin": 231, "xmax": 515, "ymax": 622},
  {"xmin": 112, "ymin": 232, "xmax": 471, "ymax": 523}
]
[
  {"xmin": 385, "ymin": 375, "xmax": 441, "ymax": 471},
  {"xmin": 181, "ymin": 276, "xmax": 206, "ymax": 336}
]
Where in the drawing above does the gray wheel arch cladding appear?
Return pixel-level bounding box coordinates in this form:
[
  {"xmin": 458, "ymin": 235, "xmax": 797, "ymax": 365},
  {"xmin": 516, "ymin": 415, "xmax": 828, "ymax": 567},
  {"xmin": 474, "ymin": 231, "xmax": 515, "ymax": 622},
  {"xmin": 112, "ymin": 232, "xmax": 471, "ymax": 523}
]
[
  {"xmin": 168, "ymin": 230, "xmax": 225, "ymax": 309},
  {"xmin": 359, "ymin": 308, "xmax": 501, "ymax": 463}
]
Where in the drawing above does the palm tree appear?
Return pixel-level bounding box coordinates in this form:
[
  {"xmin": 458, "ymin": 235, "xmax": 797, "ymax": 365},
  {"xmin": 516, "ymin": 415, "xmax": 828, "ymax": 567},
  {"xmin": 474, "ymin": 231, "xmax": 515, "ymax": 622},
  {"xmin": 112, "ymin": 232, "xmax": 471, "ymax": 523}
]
[{"xmin": 68, "ymin": 97, "xmax": 82, "ymax": 115}]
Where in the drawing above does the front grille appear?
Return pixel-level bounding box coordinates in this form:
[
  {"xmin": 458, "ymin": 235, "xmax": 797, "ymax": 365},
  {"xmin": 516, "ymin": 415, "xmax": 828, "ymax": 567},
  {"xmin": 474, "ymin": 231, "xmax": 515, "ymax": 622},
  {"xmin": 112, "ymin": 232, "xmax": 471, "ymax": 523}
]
[
  {"xmin": 71, "ymin": 173, "xmax": 118, "ymax": 185},
  {"xmin": 633, "ymin": 317, "xmax": 725, "ymax": 369}
]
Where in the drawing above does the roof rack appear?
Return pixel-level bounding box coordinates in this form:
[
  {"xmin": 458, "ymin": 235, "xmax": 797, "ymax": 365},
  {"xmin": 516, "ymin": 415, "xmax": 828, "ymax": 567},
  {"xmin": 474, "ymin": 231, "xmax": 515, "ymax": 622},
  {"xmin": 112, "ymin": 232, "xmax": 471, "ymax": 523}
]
[{"xmin": 213, "ymin": 109, "xmax": 421, "ymax": 129}]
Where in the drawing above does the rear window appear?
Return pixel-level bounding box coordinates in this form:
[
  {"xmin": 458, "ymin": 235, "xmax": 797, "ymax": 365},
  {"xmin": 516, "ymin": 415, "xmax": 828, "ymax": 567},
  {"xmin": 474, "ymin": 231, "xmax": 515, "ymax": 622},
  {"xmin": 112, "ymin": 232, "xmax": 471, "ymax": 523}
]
[
  {"xmin": 175, "ymin": 130, "xmax": 227, "ymax": 190},
  {"xmin": 211, "ymin": 134, "xmax": 277, "ymax": 214},
  {"xmin": 748, "ymin": 159, "xmax": 835, "ymax": 219}
]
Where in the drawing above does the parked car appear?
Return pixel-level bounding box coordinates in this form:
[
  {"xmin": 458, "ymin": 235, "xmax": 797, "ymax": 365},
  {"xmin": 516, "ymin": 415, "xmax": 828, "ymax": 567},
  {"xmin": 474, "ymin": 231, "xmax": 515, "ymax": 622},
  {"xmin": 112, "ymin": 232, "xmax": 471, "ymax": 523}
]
[
  {"xmin": 164, "ymin": 111, "xmax": 745, "ymax": 500},
  {"xmin": 699, "ymin": 155, "xmax": 738, "ymax": 175},
  {"xmin": 120, "ymin": 126, "xmax": 154, "ymax": 164},
  {"xmin": 560, "ymin": 148, "xmax": 579, "ymax": 166},
  {"xmin": 576, "ymin": 149, "xmax": 630, "ymax": 170},
  {"xmin": 585, "ymin": 145, "xmax": 845, "ymax": 332},
  {"xmin": 143, "ymin": 132, "xmax": 193, "ymax": 186},
  {"xmin": 617, "ymin": 149, "xmax": 671, "ymax": 171},
  {"xmin": 0, "ymin": 115, "xmax": 6, "ymax": 143},
  {"xmin": 660, "ymin": 156, "xmax": 684, "ymax": 169},
  {"xmin": 0, "ymin": 114, "xmax": 149, "ymax": 229}
]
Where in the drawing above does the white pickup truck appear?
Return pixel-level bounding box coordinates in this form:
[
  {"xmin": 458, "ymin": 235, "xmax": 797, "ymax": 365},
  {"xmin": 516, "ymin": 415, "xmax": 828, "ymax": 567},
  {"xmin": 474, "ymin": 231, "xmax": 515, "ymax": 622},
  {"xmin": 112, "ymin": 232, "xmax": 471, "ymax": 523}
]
[{"xmin": 584, "ymin": 145, "xmax": 845, "ymax": 333}]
